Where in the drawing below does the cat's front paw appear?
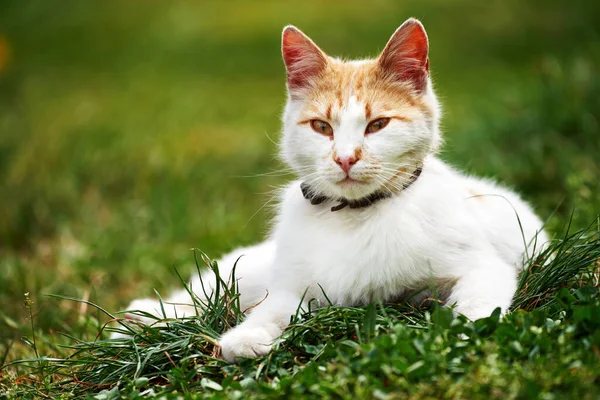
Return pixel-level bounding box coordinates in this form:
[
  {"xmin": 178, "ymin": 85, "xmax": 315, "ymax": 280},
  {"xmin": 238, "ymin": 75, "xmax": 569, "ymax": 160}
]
[
  {"xmin": 219, "ymin": 326, "xmax": 275, "ymax": 363},
  {"xmin": 453, "ymin": 303, "xmax": 503, "ymax": 321}
]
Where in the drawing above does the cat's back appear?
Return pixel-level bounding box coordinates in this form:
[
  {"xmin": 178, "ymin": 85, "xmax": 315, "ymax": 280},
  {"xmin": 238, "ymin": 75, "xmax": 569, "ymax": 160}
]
[{"xmin": 418, "ymin": 157, "xmax": 547, "ymax": 265}]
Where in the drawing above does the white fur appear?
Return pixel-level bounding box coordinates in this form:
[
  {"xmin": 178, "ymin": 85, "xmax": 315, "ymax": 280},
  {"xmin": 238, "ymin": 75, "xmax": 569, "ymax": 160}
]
[
  {"xmin": 120, "ymin": 24, "xmax": 548, "ymax": 363},
  {"xmin": 125, "ymin": 154, "xmax": 546, "ymax": 359}
]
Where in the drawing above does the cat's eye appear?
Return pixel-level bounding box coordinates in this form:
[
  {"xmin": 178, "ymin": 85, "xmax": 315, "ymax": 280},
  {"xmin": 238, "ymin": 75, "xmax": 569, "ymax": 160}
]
[
  {"xmin": 310, "ymin": 120, "xmax": 333, "ymax": 136},
  {"xmin": 365, "ymin": 118, "xmax": 391, "ymax": 134}
]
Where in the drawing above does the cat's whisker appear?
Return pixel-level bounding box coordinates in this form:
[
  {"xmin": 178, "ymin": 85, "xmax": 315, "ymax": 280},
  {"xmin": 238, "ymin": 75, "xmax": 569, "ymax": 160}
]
[
  {"xmin": 297, "ymin": 172, "xmax": 325, "ymax": 186},
  {"xmin": 378, "ymin": 164, "xmax": 418, "ymax": 173},
  {"xmin": 263, "ymin": 130, "xmax": 279, "ymax": 146},
  {"xmin": 236, "ymin": 166, "xmax": 314, "ymax": 179},
  {"xmin": 372, "ymin": 175, "xmax": 401, "ymax": 195},
  {"xmin": 235, "ymin": 171, "xmax": 293, "ymax": 178},
  {"xmin": 373, "ymin": 172, "xmax": 418, "ymax": 194},
  {"xmin": 243, "ymin": 189, "xmax": 285, "ymax": 228},
  {"xmin": 379, "ymin": 168, "xmax": 421, "ymax": 183},
  {"xmin": 377, "ymin": 167, "xmax": 417, "ymax": 176}
]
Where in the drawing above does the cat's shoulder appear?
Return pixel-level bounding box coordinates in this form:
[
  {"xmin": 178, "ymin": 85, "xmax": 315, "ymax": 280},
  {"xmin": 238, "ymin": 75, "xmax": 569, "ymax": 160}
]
[
  {"xmin": 414, "ymin": 156, "xmax": 469, "ymax": 189},
  {"xmin": 420, "ymin": 156, "xmax": 505, "ymax": 189}
]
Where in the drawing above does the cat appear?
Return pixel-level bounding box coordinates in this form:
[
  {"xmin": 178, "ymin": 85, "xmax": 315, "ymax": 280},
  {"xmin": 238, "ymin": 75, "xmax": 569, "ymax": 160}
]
[{"xmin": 121, "ymin": 18, "xmax": 548, "ymax": 363}]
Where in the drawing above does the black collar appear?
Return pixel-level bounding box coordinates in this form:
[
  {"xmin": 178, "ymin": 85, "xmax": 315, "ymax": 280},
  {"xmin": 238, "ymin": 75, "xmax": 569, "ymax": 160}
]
[{"xmin": 301, "ymin": 167, "xmax": 422, "ymax": 212}]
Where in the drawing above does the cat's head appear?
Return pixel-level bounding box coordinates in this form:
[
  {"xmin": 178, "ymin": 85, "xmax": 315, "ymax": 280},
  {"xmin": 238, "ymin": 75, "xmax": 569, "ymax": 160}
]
[{"xmin": 280, "ymin": 18, "xmax": 441, "ymax": 201}]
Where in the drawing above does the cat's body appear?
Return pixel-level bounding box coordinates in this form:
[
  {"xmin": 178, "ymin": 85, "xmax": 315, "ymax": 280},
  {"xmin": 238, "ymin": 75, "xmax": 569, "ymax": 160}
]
[{"xmin": 123, "ymin": 19, "xmax": 548, "ymax": 362}]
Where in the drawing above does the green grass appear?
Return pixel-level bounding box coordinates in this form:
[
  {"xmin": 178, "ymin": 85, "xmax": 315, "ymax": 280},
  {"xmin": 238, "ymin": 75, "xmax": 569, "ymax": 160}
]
[
  {"xmin": 0, "ymin": 0, "xmax": 599, "ymax": 398},
  {"xmin": 2, "ymin": 222, "xmax": 599, "ymax": 399}
]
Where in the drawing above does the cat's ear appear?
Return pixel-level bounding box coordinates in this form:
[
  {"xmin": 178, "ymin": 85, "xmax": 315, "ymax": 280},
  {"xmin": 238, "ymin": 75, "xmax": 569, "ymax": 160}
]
[
  {"xmin": 378, "ymin": 18, "xmax": 429, "ymax": 91},
  {"xmin": 282, "ymin": 26, "xmax": 328, "ymax": 90}
]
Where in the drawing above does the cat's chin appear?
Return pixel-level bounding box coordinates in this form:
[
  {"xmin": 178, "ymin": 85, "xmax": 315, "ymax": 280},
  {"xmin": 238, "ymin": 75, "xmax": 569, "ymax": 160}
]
[
  {"xmin": 336, "ymin": 177, "xmax": 368, "ymax": 186},
  {"xmin": 325, "ymin": 179, "xmax": 383, "ymax": 201}
]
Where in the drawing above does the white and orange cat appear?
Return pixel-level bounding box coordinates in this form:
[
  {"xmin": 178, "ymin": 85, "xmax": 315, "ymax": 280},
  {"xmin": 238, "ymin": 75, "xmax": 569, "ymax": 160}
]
[{"xmin": 122, "ymin": 19, "xmax": 547, "ymax": 362}]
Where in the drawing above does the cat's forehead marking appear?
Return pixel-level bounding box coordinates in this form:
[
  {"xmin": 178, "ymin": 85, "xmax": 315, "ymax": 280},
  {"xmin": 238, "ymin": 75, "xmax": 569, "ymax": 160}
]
[
  {"xmin": 337, "ymin": 95, "xmax": 366, "ymax": 127},
  {"xmin": 301, "ymin": 61, "xmax": 374, "ymax": 119},
  {"xmin": 346, "ymin": 95, "xmax": 365, "ymax": 117},
  {"xmin": 325, "ymin": 104, "xmax": 332, "ymax": 120},
  {"xmin": 298, "ymin": 58, "xmax": 433, "ymax": 122}
]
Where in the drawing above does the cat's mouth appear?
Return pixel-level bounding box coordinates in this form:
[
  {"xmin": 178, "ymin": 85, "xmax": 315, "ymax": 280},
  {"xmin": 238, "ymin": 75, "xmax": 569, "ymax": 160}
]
[{"xmin": 337, "ymin": 177, "xmax": 368, "ymax": 185}]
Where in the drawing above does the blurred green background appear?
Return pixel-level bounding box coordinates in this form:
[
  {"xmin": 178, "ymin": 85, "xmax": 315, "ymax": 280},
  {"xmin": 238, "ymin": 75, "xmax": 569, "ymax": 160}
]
[{"xmin": 0, "ymin": 0, "xmax": 599, "ymax": 355}]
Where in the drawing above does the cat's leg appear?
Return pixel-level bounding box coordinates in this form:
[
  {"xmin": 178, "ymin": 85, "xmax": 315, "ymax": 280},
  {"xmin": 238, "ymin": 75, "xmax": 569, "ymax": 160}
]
[
  {"xmin": 123, "ymin": 289, "xmax": 199, "ymax": 325},
  {"xmin": 115, "ymin": 241, "xmax": 275, "ymax": 329},
  {"xmin": 219, "ymin": 289, "xmax": 301, "ymax": 362},
  {"xmin": 445, "ymin": 257, "xmax": 517, "ymax": 321},
  {"xmin": 109, "ymin": 273, "xmax": 214, "ymax": 338}
]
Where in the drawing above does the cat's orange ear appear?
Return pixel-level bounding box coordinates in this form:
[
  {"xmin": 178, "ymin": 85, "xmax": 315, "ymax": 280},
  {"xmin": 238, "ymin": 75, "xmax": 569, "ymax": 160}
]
[
  {"xmin": 379, "ymin": 18, "xmax": 429, "ymax": 91},
  {"xmin": 282, "ymin": 26, "xmax": 327, "ymax": 90}
]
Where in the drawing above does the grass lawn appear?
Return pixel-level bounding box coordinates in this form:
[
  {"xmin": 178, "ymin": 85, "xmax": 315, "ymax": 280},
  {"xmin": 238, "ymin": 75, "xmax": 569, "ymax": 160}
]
[{"xmin": 0, "ymin": 0, "xmax": 599, "ymax": 398}]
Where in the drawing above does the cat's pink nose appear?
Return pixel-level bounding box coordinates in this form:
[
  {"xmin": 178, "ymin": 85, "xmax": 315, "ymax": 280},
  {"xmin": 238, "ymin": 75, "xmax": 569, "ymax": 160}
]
[{"xmin": 334, "ymin": 155, "xmax": 357, "ymax": 174}]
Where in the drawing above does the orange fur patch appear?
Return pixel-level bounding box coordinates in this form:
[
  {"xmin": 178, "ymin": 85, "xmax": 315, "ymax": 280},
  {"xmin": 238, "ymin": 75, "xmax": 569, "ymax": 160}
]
[
  {"xmin": 467, "ymin": 188, "xmax": 486, "ymax": 201},
  {"xmin": 365, "ymin": 102, "xmax": 372, "ymax": 121},
  {"xmin": 297, "ymin": 58, "xmax": 433, "ymax": 125},
  {"xmin": 354, "ymin": 147, "xmax": 363, "ymax": 160}
]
